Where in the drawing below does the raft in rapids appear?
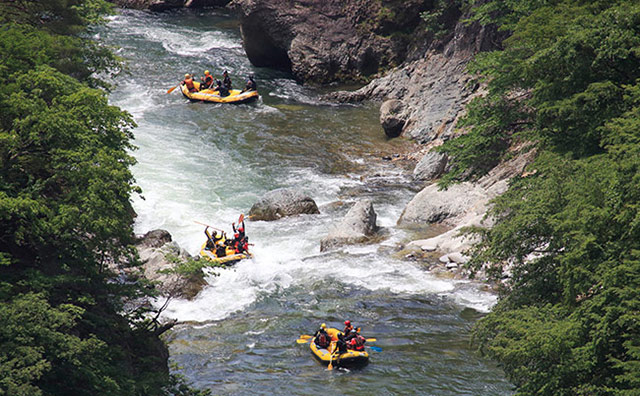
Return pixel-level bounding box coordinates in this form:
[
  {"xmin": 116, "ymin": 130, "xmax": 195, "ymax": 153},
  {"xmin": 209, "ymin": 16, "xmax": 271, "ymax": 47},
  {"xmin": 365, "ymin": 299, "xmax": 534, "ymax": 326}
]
[
  {"xmin": 181, "ymin": 81, "xmax": 259, "ymax": 104},
  {"xmin": 199, "ymin": 243, "xmax": 252, "ymax": 266},
  {"xmin": 310, "ymin": 328, "xmax": 369, "ymax": 369}
]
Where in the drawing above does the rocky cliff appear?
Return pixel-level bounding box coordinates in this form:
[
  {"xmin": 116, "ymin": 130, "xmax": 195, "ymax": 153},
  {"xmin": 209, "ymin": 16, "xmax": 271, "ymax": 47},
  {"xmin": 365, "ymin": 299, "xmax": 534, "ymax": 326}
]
[{"xmin": 230, "ymin": 0, "xmax": 437, "ymax": 83}]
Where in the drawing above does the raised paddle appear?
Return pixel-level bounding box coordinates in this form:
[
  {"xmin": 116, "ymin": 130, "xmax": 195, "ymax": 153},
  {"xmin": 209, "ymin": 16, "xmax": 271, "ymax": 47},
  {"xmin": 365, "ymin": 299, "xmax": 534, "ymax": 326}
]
[{"xmin": 193, "ymin": 220, "xmax": 225, "ymax": 233}]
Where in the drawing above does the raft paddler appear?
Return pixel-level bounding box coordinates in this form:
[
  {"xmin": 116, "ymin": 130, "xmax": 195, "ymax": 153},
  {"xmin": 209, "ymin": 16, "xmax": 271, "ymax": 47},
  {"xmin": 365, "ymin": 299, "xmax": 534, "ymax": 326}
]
[
  {"xmin": 314, "ymin": 323, "xmax": 331, "ymax": 349},
  {"xmin": 182, "ymin": 74, "xmax": 197, "ymax": 92},
  {"xmin": 241, "ymin": 74, "xmax": 257, "ymax": 92},
  {"xmin": 222, "ymin": 70, "xmax": 232, "ymax": 90},
  {"xmin": 200, "ymin": 70, "xmax": 214, "ymax": 90},
  {"xmin": 204, "ymin": 226, "xmax": 224, "ymax": 250}
]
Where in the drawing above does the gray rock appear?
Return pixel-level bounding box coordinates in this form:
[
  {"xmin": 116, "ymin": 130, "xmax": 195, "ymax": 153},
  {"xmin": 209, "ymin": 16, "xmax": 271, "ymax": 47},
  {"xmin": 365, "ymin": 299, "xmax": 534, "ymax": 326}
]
[
  {"xmin": 439, "ymin": 254, "xmax": 450, "ymax": 263},
  {"xmin": 413, "ymin": 151, "xmax": 448, "ymax": 181},
  {"xmin": 320, "ymin": 199, "xmax": 379, "ymax": 251},
  {"xmin": 249, "ymin": 188, "xmax": 320, "ymax": 221},
  {"xmin": 135, "ymin": 230, "xmax": 205, "ymax": 299},
  {"xmin": 398, "ymin": 182, "xmax": 485, "ymax": 225},
  {"xmin": 446, "ymin": 262, "xmax": 458, "ymax": 269},
  {"xmin": 447, "ymin": 252, "xmax": 469, "ymax": 264},
  {"xmin": 230, "ymin": 0, "xmax": 431, "ymax": 84},
  {"xmin": 138, "ymin": 229, "xmax": 172, "ymax": 249},
  {"xmin": 379, "ymin": 99, "xmax": 408, "ymax": 138}
]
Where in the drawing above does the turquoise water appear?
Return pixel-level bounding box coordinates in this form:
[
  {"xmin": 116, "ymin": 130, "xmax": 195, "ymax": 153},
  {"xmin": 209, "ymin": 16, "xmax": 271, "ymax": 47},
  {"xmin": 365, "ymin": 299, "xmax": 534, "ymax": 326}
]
[{"xmin": 102, "ymin": 8, "xmax": 513, "ymax": 395}]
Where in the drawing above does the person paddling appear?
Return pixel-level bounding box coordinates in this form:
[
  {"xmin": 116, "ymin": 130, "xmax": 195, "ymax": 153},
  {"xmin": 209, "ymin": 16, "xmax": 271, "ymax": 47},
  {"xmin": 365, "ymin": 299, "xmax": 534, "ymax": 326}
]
[
  {"xmin": 314, "ymin": 323, "xmax": 331, "ymax": 349},
  {"xmin": 241, "ymin": 74, "xmax": 257, "ymax": 92},
  {"xmin": 182, "ymin": 73, "xmax": 197, "ymax": 92},
  {"xmin": 200, "ymin": 70, "xmax": 214, "ymax": 90},
  {"xmin": 222, "ymin": 70, "xmax": 232, "ymax": 91}
]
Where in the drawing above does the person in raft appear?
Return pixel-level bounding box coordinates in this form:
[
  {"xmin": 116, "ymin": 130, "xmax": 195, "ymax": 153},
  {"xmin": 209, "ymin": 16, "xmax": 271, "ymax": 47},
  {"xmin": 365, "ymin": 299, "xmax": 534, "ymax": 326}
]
[
  {"xmin": 204, "ymin": 226, "xmax": 224, "ymax": 250},
  {"xmin": 342, "ymin": 320, "xmax": 354, "ymax": 336},
  {"xmin": 346, "ymin": 330, "xmax": 366, "ymax": 351},
  {"xmin": 241, "ymin": 74, "xmax": 257, "ymax": 92},
  {"xmin": 214, "ymin": 79, "xmax": 230, "ymax": 97},
  {"xmin": 200, "ymin": 70, "xmax": 214, "ymax": 90},
  {"xmin": 314, "ymin": 323, "xmax": 332, "ymax": 349},
  {"xmin": 222, "ymin": 70, "xmax": 232, "ymax": 90},
  {"xmin": 182, "ymin": 73, "xmax": 197, "ymax": 92}
]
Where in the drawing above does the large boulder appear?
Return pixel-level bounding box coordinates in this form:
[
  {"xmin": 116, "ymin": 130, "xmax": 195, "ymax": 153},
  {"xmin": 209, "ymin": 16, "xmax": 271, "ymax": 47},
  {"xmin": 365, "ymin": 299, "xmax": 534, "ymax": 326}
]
[
  {"xmin": 398, "ymin": 182, "xmax": 486, "ymax": 225},
  {"xmin": 249, "ymin": 188, "xmax": 320, "ymax": 221},
  {"xmin": 380, "ymin": 99, "xmax": 408, "ymax": 138},
  {"xmin": 413, "ymin": 150, "xmax": 448, "ymax": 181},
  {"xmin": 136, "ymin": 230, "xmax": 207, "ymax": 299},
  {"xmin": 320, "ymin": 199, "xmax": 379, "ymax": 251},
  {"xmin": 230, "ymin": 0, "xmax": 433, "ymax": 83}
]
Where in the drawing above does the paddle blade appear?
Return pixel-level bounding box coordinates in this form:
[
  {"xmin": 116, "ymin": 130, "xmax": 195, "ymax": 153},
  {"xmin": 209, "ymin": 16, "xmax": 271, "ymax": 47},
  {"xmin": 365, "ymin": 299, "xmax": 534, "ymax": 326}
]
[
  {"xmin": 299, "ymin": 335, "xmax": 312, "ymax": 339},
  {"xmin": 296, "ymin": 338, "xmax": 310, "ymax": 344},
  {"xmin": 238, "ymin": 213, "xmax": 244, "ymax": 223},
  {"xmin": 368, "ymin": 346, "xmax": 382, "ymax": 352},
  {"xmin": 327, "ymin": 360, "xmax": 333, "ymax": 370},
  {"xmin": 365, "ymin": 338, "xmax": 377, "ymax": 342},
  {"xmin": 166, "ymin": 85, "xmax": 178, "ymax": 94}
]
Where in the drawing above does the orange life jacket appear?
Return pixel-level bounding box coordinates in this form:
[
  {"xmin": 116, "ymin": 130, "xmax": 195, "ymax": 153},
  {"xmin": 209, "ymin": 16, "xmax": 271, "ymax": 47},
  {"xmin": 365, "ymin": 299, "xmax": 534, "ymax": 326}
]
[{"xmin": 184, "ymin": 77, "xmax": 195, "ymax": 91}]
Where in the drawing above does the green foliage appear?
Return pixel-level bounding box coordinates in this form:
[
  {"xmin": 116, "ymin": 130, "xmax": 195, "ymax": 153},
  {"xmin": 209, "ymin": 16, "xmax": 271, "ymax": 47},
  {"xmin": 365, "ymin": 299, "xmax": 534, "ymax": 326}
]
[
  {"xmin": 160, "ymin": 254, "xmax": 222, "ymax": 278},
  {"xmin": 438, "ymin": 1, "xmax": 640, "ymax": 394},
  {"xmin": 421, "ymin": 0, "xmax": 463, "ymax": 40},
  {"xmin": 0, "ymin": 1, "xmax": 205, "ymax": 395}
]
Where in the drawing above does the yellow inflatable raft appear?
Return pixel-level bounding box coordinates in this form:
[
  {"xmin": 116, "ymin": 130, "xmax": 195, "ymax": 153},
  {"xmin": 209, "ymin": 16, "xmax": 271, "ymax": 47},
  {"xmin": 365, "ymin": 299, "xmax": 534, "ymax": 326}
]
[
  {"xmin": 199, "ymin": 242, "xmax": 252, "ymax": 266},
  {"xmin": 181, "ymin": 81, "xmax": 259, "ymax": 104},
  {"xmin": 310, "ymin": 328, "xmax": 369, "ymax": 368}
]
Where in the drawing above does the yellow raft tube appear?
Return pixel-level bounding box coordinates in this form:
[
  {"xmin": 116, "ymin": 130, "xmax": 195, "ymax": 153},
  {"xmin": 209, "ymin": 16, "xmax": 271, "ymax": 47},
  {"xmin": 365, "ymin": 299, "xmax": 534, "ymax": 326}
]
[
  {"xmin": 181, "ymin": 81, "xmax": 259, "ymax": 104},
  {"xmin": 199, "ymin": 242, "xmax": 253, "ymax": 266},
  {"xmin": 309, "ymin": 328, "xmax": 369, "ymax": 368}
]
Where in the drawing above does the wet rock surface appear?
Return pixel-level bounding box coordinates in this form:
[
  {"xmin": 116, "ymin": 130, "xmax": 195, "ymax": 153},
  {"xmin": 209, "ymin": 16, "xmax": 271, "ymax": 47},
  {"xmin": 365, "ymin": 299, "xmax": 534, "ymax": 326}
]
[
  {"xmin": 320, "ymin": 199, "xmax": 379, "ymax": 251},
  {"xmin": 135, "ymin": 230, "xmax": 207, "ymax": 299},
  {"xmin": 249, "ymin": 188, "xmax": 320, "ymax": 221}
]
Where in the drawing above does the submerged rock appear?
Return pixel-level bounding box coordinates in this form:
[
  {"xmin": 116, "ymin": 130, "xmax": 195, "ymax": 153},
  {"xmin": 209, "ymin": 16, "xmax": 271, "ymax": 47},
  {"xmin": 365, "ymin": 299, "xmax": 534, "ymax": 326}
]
[
  {"xmin": 320, "ymin": 199, "xmax": 379, "ymax": 251},
  {"xmin": 249, "ymin": 188, "xmax": 320, "ymax": 221}
]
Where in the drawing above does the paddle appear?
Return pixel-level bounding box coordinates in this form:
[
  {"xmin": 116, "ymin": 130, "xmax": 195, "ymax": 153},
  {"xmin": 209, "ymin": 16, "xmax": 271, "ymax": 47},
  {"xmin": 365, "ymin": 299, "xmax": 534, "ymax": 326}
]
[
  {"xmin": 167, "ymin": 85, "xmax": 178, "ymax": 94},
  {"xmin": 368, "ymin": 345, "xmax": 383, "ymax": 352},
  {"xmin": 193, "ymin": 220, "xmax": 225, "ymax": 233},
  {"xmin": 327, "ymin": 343, "xmax": 339, "ymax": 370},
  {"xmin": 238, "ymin": 213, "xmax": 244, "ymax": 224}
]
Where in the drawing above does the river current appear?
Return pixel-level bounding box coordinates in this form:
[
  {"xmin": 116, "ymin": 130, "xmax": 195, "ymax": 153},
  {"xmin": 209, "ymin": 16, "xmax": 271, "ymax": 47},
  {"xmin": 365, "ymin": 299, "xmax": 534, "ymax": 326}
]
[{"xmin": 101, "ymin": 8, "xmax": 513, "ymax": 395}]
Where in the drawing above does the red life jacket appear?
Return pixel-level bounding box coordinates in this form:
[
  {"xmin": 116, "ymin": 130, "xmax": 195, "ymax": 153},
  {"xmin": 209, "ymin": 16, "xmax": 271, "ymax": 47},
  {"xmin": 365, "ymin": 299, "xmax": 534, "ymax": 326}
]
[
  {"xmin": 349, "ymin": 335, "xmax": 365, "ymax": 351},
  {"xmin": 316, "ymin": 333, "xmax": 330, "ymax": 348}
]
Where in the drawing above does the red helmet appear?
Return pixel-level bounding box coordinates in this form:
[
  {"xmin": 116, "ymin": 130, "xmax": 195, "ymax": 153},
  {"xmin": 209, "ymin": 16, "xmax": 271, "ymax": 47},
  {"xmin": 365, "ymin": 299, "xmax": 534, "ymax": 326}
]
[
  {"xmin": 344, "ymin": 320, "xmax": 351, "ymax": 326},
  {"xmin": 234, "ymin": 233, "xmax": 240, "ymax": 238}
]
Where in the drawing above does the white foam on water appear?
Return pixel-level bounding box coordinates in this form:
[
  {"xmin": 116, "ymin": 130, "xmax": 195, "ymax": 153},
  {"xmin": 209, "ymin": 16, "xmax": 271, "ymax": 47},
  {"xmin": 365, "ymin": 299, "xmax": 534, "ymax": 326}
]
[{"xmin": 102, "ymin": 11, "xmax": 500, "ymax": 323}]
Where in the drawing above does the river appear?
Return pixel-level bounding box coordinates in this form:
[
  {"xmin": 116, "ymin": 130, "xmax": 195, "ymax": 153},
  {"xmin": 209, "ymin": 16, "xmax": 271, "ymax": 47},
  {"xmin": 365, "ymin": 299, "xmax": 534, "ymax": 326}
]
[{"xmin": 100, "ymin": 8, "xmax": 513, "ymax": 395}]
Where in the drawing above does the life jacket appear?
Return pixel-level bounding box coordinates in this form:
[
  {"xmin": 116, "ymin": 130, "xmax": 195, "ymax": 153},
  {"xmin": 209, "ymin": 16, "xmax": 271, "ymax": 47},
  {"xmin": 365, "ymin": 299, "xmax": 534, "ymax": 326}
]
[
  {"xmin": 203, "ymin": 75, "xmax": 213, "ymax": 88},
  {"xmin": 349, "ymin": 335, "xmax": 365, "ymax": 351},
  {"xmin": 343, "ymin": 325, "xmax": 353, "ymax": 335},
  {"xmin": 316, "ymin": 332, "xmax": 330, "ymax": 348},
  {"xmin": 184, "ymin": 77, "xmax": 195, "ymax": 91}
]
